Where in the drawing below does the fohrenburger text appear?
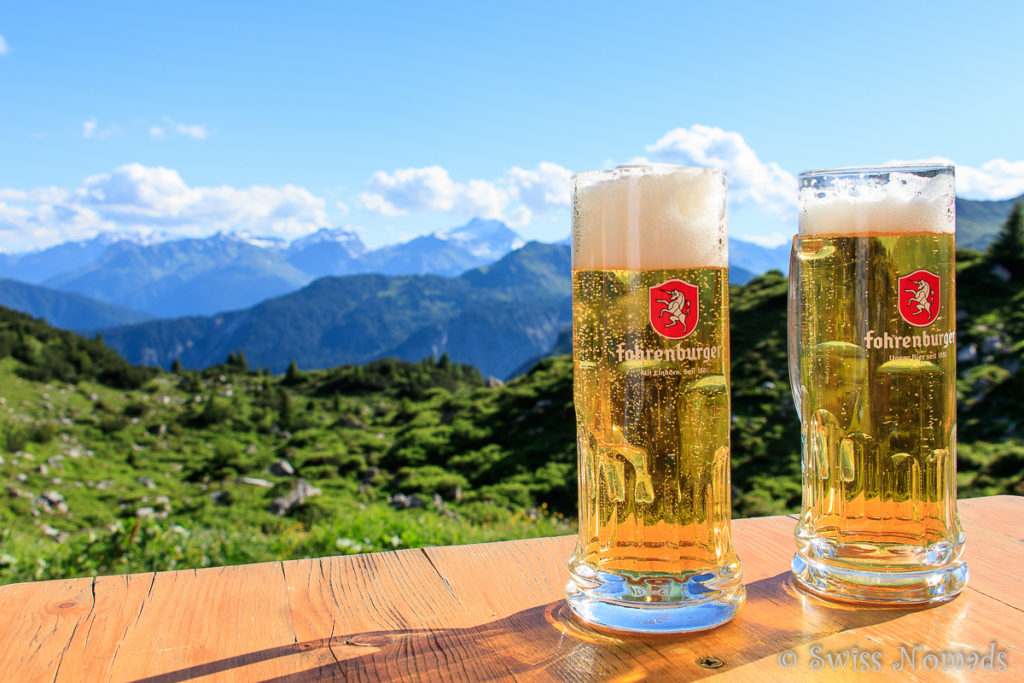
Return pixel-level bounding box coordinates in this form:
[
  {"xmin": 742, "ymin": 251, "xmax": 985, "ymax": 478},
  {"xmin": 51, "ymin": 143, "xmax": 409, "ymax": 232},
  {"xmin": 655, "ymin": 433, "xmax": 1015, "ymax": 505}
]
[
  {"xmin": 615, "ymin": 342, "xmax": 721, "ymax": 363},
  {"xmin": 863, "ymin": 329, "xmax": 954, "ymax": 351}
]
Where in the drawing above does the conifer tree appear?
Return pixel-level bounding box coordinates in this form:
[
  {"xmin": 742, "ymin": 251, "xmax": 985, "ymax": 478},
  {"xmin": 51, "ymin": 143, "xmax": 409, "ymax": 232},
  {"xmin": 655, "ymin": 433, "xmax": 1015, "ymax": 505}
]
[
  {"xmin": 284, "ymin": 359, "xmax": 302, "ymax": 385},
  {"xmin": 986, "ymin": 200, "xmax": 1024, "ymax": 280},
  {"xmin": 171, "ymin": 357, "xmax": 183, "ymax": 373},
  {"xmin": 277, "ymin": 387, "xmax": 293, "ymax": 430}
]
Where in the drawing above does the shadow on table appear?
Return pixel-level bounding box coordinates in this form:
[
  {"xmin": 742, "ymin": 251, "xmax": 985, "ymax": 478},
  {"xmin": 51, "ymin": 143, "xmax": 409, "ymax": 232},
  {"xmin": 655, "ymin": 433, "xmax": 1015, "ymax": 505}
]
[{"xmin": 131, "ymin": 571, "xmax": 947, "ymax": 682}]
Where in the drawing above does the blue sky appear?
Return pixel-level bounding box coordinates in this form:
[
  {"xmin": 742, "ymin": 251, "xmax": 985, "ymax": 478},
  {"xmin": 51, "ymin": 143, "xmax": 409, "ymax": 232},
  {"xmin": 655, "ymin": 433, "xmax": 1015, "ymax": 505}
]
[{"xmin": 1, "ymin": 1, "xmax": 1023, "ymax": 252}]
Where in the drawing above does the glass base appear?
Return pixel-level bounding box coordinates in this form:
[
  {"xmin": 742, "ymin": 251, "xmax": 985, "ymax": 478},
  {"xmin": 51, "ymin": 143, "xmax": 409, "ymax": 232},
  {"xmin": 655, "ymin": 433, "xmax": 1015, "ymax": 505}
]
[
  {"xmin": 565, "ymin": 563, "xmax": 745, "ymax": 634},
  {"xmin": 791, "ymin": 552, "xmax": 968, "ymax": 606}
]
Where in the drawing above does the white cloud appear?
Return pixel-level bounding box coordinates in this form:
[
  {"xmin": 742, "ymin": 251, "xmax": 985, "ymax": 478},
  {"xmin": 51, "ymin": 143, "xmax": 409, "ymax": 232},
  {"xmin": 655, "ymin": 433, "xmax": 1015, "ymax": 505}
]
[
  {"xmin": 0, "ymin": 35, "xmax": 10, "ymax": 55},
  {"xmin": 743, "ymin": 231, "xmax": 790, "ymax": 248},
  {"xmin": 362, "ymin": 166, "xmax": 462, "ymax": 214},
  {"xmin": 0, "ymin": 164, "xmax": 330, "ymax": 252},
  {"xmin": 85, "ymin": 118, "xmax": 210, "ymax": 141},
  {"xmin": 952, "ymin": 159, "xmax": 1024, "ymax": 200},
  {"xmin": 0, "ymin": 186, "xmax": 70, "ymax": 203},
  {"xmin": 80, "ymin": 117, "xmax": 121, "ymax": 140},
  {"xmin": 504, "ymin": 162, "xmax": 572, "ymax": 214},
  {"xmin": 358, "ymin": 192, "xmax": 405, "ymax": 217},
  {"xmin": 646, "ymin": 124, "xmax": 797, "ymax": 219},
  {"xmin": 359, "ymin": 162, "xmax": 571, "ymax": 227},
  {"xmin": 336, "ymin": 200, "xmax": 350, "ymax": 215},
  {"xmin": 172, "ymin": 121, "xmax": 210, "ymax": 140}
]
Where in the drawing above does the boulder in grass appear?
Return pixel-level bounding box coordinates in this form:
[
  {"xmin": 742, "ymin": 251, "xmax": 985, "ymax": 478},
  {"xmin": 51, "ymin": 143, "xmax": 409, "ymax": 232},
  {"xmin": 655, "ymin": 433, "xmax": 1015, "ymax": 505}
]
[
  {"xmin": 268, "ymin": 479, "xmax": 322, "ymax": 516},
  {"xmin": 389, "ymin": 493, "xmax": 426, "ymax": 510},
  {"xmin": 269, "ymin": 460, "xmax": 296, "ymax": 477},
  {"xmin": 236, "ymin": 477, "xmax": 273, "ymax": 488}
]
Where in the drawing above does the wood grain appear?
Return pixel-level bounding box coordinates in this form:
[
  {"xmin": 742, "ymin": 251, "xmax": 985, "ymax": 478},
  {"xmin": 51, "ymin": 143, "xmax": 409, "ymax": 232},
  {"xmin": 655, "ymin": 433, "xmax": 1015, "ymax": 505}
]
[{"xmin": 0, "ymin": 495, "xmax": 1020, "ymax": 681}]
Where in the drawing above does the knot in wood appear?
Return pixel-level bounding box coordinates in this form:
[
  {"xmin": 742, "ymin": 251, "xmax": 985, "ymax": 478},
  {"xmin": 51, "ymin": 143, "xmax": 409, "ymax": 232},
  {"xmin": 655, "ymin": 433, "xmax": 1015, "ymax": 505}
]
[{"xmin": 697, "ymin": 656, "xmax": 724, "ymax": 669}]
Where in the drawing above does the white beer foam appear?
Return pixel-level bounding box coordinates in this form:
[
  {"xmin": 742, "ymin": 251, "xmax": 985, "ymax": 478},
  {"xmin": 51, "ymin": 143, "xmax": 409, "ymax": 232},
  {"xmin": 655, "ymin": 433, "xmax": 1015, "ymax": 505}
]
[
  {"xmin": 573, "ymin": 164, "xmax": 728, "ymax": 270},
  {"xmin": 800, "ymin": 168, "xmax": 955, "ymax": 236}
]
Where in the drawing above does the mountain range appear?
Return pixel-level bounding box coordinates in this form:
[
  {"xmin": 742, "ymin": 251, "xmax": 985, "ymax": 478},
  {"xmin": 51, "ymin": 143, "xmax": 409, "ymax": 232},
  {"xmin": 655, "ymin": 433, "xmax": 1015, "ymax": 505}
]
[
  {"xmin": 0, "ymin": 218, "xmax": 526, "ymax": 318},
  {"xmin": 97, "ymin": 241, "xmax": 572, "ymax": 380},
  {"xmin": 0, "ymin": 216, "xmax": 780, "ymax": 327},
  {"xmin": 0, "ymin": 194, "xmax": 1018, "ymax": 377}
]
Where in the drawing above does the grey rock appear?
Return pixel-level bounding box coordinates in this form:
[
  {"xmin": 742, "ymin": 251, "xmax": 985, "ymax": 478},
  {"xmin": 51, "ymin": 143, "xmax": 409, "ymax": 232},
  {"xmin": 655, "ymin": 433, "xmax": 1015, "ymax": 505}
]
[
  {"xmin": 957, "ymin": 344, "xmax": 978, "ymax": 363},
  {"xmin": 268, "ymin": 479, "xmax": 322, "ymax": 516},
  {"xmin": 137, "ymin": 476, "xmax": 157, "ymax": 489},
  {"xmin": 334, "ymin": 415, "xmax": 368, "ymax": 430},
  {"xmin": 981, "ymin": 335, "xmax": 1004, "ymax": 355},
  {"xmin": 389, "ymin": 493, "xmax": 429, "ymax": 509},
  {"xmin": 135, "ymin": 507, "xmax": 156, "ymax": 518},
  {"xmin": 40, "ymin": 490, "xmax": 65, "ymax": 506},
  {"xmin": 269, "ymin": 460, "xmax": 296, "ymax": 477},
  {"xmin": 236, "ymin": 476, "xmax": 273, "ymax": 488},
  {"xmin": 992, "ymin": 264, "xmax": 1012, "ymax": 282}
]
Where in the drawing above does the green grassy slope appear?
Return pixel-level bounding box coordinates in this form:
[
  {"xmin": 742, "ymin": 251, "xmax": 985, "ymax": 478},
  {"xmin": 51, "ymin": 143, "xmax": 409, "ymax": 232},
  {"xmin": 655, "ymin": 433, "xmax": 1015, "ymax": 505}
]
[{"xmin": 3, "ymin": 245, "xmax": 1023, "ymax": 585}]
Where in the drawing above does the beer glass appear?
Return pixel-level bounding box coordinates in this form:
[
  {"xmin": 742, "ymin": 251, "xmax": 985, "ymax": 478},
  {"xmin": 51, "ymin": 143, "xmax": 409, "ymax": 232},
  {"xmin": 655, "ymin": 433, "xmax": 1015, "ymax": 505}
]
[
  {"xmin": 565, "ymin": 165, "xmax": 745, "ymax": 633},
  {"xmin": 789, "ymin": 164, "xmax": 968, "ymax": 604}
]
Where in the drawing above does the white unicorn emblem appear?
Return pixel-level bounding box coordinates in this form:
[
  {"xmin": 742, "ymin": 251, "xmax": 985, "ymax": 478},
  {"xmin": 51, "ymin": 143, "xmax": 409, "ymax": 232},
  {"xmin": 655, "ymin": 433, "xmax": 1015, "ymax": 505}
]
[
  {"xmin": 904, "ymin": 279, "xmax": 933, "ymax": 316},
  {"xmin": 656, "ymin": 289, "xmax": 690, "ymax": 333}
]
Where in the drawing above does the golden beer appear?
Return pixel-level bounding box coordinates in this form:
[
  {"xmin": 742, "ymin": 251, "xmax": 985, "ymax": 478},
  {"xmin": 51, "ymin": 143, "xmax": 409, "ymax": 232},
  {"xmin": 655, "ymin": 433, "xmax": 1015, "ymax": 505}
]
[
  {"xmin": 565, "ymin": 165, "xmax": 744, "ymax": 632},
  {"xmin": 790, "ymin": 165, "xmax": 967, "ymax": 604}
]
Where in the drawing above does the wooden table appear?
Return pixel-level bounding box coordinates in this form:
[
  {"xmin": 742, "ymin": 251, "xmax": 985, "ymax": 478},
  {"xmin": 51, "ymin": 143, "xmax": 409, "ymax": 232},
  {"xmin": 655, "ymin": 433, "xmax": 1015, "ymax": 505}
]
[{"xmin": 1, "ymin": 496, "xmax": 1021, "ymax": 681}]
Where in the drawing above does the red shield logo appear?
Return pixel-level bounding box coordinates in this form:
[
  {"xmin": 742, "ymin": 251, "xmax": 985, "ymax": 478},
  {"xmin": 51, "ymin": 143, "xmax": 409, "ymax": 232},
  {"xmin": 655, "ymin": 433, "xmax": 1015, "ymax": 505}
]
[
  {"xmin": 898, "ymin": 269, "xmax": 941, "ymax": 327},
  {"xmin": 650, "ymin": 279, "xmax": 699, "ymax": 339}
]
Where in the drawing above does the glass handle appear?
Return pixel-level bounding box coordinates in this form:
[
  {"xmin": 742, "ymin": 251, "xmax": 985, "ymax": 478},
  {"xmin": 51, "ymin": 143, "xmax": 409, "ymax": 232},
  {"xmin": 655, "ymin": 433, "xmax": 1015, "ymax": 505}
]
[{"xmin": 787, "ymin": 236, "xmax": 801, "ymax": 417}]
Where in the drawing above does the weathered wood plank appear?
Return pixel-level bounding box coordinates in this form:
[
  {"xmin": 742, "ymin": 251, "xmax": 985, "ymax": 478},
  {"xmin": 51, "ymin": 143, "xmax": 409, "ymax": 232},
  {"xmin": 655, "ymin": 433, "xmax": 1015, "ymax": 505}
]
[
  {"xmin": 0, "ymin": 577, "xmax": 95, "ymax": 679},
  {"xmin": 0, "ymin": 496, "xmax": 1019, "ymax": 682},
  {"xmin": 102, "ymin": 563, "xmax": 299, "ymax": 682}
]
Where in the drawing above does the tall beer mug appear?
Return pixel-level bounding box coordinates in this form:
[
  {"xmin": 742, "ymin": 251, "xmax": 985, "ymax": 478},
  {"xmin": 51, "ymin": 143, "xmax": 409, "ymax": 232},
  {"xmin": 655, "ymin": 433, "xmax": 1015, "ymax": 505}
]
[
  {"xmin": 789, "ymin": 164, "xmax": 968, "ymax": 604},
  {"xmin": 565, "ymin": 165, "xmax": 745, "ymax": 633}
]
